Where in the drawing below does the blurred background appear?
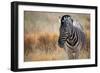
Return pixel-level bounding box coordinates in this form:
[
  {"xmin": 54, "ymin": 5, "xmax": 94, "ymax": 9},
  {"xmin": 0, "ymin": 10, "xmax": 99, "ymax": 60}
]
[{"xmin": 24, "ymin": 11, "xmax": 90, "ymax": 61}]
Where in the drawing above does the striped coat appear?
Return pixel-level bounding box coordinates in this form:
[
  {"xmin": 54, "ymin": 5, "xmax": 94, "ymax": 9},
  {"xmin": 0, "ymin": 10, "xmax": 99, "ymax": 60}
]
[{"xmin": 58, "ymin": 15, "xmax": 86, "ymax": 59}]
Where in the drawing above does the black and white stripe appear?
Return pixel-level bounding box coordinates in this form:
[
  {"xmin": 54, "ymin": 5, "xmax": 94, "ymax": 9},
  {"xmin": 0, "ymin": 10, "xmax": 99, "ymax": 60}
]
[{"xmin": 58, "ymin": 15, "xmax": 86, "ymax": 59}]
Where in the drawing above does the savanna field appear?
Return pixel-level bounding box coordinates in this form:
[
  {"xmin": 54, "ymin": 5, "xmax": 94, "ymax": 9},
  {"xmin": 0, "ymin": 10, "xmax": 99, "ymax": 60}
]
[{"xmin": 24, "ymin": 11, "xmax": 90, "ymax": 61}]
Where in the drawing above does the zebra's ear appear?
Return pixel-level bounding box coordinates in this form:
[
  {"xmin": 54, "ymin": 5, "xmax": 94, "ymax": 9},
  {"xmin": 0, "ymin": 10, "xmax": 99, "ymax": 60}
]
[
  {"xmin": 69, "ymin": 16, "xmax": 73, "ymax": 23},
  {"xmin": 59, "ymin": 16, "xmax": 62, "ymax": 19},
  {"xmin": 71, "ymin": 19, "xmax": 73, "ymax": 23},
  {"xmin": 58, "ymin": 16, "xmax": 62, "ymax": 23}
]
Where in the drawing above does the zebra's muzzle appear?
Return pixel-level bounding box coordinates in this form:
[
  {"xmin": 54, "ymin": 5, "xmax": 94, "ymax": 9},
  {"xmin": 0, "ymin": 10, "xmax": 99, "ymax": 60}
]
[{"xmin": 58, "ymin": 38, "xmax": 65, "ymax": 48}]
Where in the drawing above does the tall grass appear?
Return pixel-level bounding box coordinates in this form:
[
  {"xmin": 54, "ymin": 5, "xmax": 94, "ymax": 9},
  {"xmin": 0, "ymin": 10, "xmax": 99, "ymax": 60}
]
[
  {"xmin": 24, "ymin": 32, "xmax": 90, "ymax": 61},
  {"xmin": 24, "ymin": 32, "xmax": 67, "ymax": 61}
]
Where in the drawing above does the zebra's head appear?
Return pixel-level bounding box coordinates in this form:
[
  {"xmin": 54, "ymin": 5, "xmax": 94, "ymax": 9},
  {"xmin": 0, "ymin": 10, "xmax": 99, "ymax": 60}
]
[
  {"xmin": 61, "ymin": 15, "xmax": 73, "ymax": 31},
  {"xmin": 61, "ymin": 15, "xmax": 73, "ymax": 24},
  {"xmin": 58, "ymin": 15, "xmax": 73, "ymax": 48}
]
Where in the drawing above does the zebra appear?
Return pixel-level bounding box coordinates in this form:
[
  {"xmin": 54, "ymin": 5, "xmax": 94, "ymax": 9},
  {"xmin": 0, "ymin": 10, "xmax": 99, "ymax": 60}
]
[{"xmin": 58, "ymin": 15, "xmax": 86, "ymax": 59}]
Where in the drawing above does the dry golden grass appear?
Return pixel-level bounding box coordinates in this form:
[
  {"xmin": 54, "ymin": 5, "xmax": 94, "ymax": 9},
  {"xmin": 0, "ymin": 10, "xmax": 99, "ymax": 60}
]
[
  {"xmin": 24, "ymin": 32, "xmax": 90, "ymax": 62},
  {"xmin": 24, "ymin": 32, "xmax": 68, "ymax": 61}
]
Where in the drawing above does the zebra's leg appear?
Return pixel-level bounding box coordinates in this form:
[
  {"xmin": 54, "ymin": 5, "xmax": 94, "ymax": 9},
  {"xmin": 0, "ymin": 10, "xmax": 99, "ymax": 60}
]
[
  {"xmin": 68, "ymin": 49, "xmax": 75, "ymax": 59},
  {"xmin": 74, "ymin": 49, "xmax": 80, "ymax": 59},
  {"xmin": 74, "ymin": 44, "xmax": 82, "ymax": 59},
  {"xmin": 64, "ymin": 44, "xmax": 75, "ymax": 59},
  {"xmin": 66, "ymin": 48, "xmax": 75, "ymax": 59},
  {"xmin": 68, "ymin": 49, "xmax": 79, "ymax": 59}
]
